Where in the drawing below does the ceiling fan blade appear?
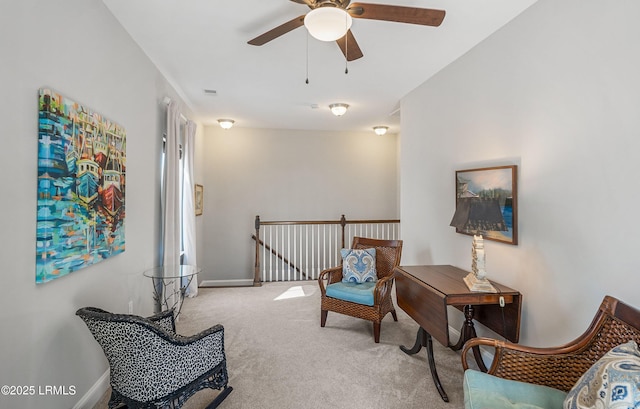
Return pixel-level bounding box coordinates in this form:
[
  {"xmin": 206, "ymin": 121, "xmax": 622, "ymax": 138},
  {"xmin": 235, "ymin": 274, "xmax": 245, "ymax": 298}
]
[
  {"xmin": 289, "ymin": 0, "xmax": 313, "ymax": 5},
  {"xmin": 336, "ymin": 30, "xmax": 363, "ymax": 61},
  {"xmin": 348, "ymin": 3, "xmax": 445, "ymax": 27},
  {"xmin": 248, "ymin": 15, "xmax": 306, "ymax": 46}
]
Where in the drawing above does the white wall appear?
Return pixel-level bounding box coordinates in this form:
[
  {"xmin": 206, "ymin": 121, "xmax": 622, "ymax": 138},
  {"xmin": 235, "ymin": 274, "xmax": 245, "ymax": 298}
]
[
  {"xmin": 0, "ymin": 1, "xmax": 197, "ymax": 408},
  {"xmin": 201, "ymin": 126, "xmax": 399, "ymax": 282},
  {"xmin": 400, "ymin": 0, "xmax": 640, "ymax": 346},
  {"xmin": 6, "ymin": 0, "xmax": 637, "ymax": 406}
]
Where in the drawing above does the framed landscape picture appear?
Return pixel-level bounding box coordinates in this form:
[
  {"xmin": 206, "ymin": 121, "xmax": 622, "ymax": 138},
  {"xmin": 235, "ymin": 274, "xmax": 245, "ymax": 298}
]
[{"xmin": 455, "ymin": 165, "xmax": 518, "ymax": 245}]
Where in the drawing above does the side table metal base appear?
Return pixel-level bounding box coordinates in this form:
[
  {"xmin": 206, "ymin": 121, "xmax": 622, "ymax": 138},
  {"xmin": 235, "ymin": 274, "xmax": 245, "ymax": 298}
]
[{"xmin": 144, "ymin": 265, "xmax": 200, "ymax": 318}]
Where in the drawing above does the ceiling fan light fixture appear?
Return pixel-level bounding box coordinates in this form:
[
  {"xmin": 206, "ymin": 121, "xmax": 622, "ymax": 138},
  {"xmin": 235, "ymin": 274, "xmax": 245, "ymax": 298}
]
[
  {"xmin": 217, "ymin": 119, "xmax": 235, "ymax": 129},
  {"xmin": 373, "ymin": 126, "xmax": 389, "ymax": 136},
  {"xmin": 304, "ymin": 7, "xmax": 352, "ymax": 42},
  {"xmin": 329, "ymin": 103, "xmax": 349, "ymax": 116}
]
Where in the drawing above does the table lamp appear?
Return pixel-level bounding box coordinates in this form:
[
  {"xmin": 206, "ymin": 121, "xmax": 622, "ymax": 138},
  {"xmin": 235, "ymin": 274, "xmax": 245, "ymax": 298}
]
[{"xmin": 449, "ymin": 197, "xmax": 507, "ymax": 292}]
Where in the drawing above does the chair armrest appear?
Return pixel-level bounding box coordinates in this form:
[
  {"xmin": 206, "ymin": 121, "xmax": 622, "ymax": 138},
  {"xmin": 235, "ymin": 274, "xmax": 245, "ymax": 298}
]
[
  {"xmin": 171, "ymin": 324, "xmax": 225, "ymax": 346},
  {"xmin": 147, "ymin": 309, "xmax": 176, "ymax": 334},
  {"xmin": 144, "ymin": 316, "xmax": 225, "ymax": 347},
  {"xmin": 373, "ymin": 275, "xmax": 394, "ymax": 304},
  {"xmin": 147, "ymin": 309, "xmax": 224, "ymax": 346},
  {"xmin": 461, "ymin": 337, "xmax": 593, "ymax": 392},
  {"xmin": 318, "ymin": 266, "xmax": 343, "ymax": 296}
]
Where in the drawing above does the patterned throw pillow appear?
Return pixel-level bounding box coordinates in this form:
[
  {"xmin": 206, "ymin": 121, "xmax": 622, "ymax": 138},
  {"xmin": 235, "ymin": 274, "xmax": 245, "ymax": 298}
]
[
  {"xmin": 341, "ymin": 248, "xmax": 377, "ymax": 284},
  {"xmin": 564, "ymin": 340, "xmax": 640, "ymax": 409}
]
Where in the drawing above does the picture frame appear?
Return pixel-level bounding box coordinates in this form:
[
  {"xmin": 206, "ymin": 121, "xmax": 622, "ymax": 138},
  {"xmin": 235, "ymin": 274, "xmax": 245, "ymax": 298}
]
[
  {"xmin": 195, "ymin": 184, "xmax": 203, "ymax": 216},
  {"xmin": 36, "ymin": 88, "xmax": 126, "ymax": 283},
  {"xmin": 454, "ymin": 165, "xmax": 518, "ymax": 245}
]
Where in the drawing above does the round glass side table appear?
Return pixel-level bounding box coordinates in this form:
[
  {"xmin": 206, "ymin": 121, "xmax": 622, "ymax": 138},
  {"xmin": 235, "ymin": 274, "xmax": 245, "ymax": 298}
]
[{"xmin": 143, "ymin": 265, "xmax": 200, "ymax": 317}]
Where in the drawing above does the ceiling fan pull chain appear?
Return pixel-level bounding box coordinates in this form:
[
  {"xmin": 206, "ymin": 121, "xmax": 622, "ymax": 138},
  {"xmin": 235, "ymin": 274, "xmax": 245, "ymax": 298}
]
[
  {"xmin": 305, "ymin": 31, "xmax": 310, "ymax": 84},
  {"xmin": 344, "ymin": 37, "xmax": 348, "ymax": 74},
  {"xmin": 344, "ymin": 13, "xmax": 349, "ymax": 74}
]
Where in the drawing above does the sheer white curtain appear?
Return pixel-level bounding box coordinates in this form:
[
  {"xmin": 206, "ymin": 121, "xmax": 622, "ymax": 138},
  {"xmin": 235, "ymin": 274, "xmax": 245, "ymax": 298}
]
[
  {"xmin": 162, "ymin": 101, "xmax": 182, "ymax": 308},
  {"xmin": 182, "ymin": 120, "xmax": 198, "ymax": 297}
]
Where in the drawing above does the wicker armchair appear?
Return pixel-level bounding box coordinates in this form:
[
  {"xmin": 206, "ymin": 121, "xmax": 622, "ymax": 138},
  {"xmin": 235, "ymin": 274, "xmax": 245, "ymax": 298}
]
[
  {"xmin": 318, "ymin": 237, "xmax": 403, "ymax": 343},
  {"xmin": 76, "ymin": 307, "xmax": 232, "ymax": 409},
  {"xmin": 461, "ymin": 295, "xmax": 640, "ymax": 395}
]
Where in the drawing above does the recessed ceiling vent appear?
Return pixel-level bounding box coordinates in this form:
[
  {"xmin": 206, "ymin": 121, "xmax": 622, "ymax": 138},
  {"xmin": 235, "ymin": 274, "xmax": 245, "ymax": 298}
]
[{"xmin": 203, "ymin": 89, "xmax": 217, "ymax": 96}]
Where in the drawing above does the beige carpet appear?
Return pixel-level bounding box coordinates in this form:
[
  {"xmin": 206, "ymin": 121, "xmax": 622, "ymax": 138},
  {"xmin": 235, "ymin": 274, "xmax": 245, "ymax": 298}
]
[{"xmin": 94, "ymin": 282, "xmax": 466, "ymax": 409}]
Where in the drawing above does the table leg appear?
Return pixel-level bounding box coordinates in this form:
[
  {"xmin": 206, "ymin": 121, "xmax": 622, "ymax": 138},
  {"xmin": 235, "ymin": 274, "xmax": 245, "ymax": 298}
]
[
  {"xmin": 400, "ymin": 327, "xmax": 449, "ymax": 402},
  {"xmin": 400, "ymin": 326, "xmax": 426, "ymax": 355},
  {"xmin": 449, "ymin": 305, "xmax": 487, "ymax": 372}
]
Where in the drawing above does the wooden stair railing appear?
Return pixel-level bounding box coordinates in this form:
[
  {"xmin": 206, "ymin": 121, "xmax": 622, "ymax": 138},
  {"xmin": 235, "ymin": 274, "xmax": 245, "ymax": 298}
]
[
  {"xmin": 251, "ymin": 234, "xmax": 306, "ymax": 279},
  {"xmin": 253, "ymin": 215, "xmax": 400, "ymax": 286}
]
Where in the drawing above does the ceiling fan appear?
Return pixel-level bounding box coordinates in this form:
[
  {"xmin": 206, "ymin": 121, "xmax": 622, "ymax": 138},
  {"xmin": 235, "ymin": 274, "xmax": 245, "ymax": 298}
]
[{"xmin": 248, "ymin": 0, "xmax": 445, "ymax": 61}]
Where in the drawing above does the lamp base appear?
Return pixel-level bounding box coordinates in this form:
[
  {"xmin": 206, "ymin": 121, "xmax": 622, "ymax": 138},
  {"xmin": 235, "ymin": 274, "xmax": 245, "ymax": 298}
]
[{"xmin": 463, "ymin": 272, "xmax": 497, "ymax": 293}]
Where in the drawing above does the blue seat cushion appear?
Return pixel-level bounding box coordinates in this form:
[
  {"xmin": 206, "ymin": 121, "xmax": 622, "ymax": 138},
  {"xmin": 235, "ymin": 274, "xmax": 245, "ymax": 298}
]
[
  {"xmin": 325, "ymin": 281, "xmax": 376, "ymax": 306},
  {"xmin": 464, "ymin": 369, "xmax": 567, "ymax": 409}
]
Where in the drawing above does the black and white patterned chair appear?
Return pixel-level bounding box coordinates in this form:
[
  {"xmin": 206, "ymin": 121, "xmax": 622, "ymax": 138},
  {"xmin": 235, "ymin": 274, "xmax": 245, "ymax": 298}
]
[{"xmin": 76, "ymin": 307, "xmax": 232, "ymax": 409}]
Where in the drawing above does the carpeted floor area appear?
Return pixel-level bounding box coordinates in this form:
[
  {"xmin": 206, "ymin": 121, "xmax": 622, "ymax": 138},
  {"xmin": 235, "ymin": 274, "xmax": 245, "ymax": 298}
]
[{"xmin": 94, "ymin": 282, "xmax": 466, "ymax": 409}]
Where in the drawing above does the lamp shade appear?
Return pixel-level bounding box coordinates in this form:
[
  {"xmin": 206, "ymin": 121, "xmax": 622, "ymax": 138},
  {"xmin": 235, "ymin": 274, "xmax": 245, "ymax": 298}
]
[
  {"xmin": 304, "ymin": 7, "xmax": 352, "ymax": 42},
  {"xmin": 450, "ymin": 197, "xmax": 507, "ymax": 233},
  {"xmin": 329, "ymin": 103, "xmax": 349, "ymax": 116}
]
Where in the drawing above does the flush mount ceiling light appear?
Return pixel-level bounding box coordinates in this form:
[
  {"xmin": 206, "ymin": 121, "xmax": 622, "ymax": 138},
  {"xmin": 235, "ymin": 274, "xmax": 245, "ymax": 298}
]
[
  {"xmin": 373, "ymin": 126, "xmax": 389, "ymax": 136},
  {"xmin": 304, "ymin": 6, "xmax": 353, "ymax": 42},
  {"xmin": 329, "ymin": 103, "xmax": 349, "ymax": 116},
  {"xmin": 217, "ymin": 119, "xmax": 235, "ymax": 129}
]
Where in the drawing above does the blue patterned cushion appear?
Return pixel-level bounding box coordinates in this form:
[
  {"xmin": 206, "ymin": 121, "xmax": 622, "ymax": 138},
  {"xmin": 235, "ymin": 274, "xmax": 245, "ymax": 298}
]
[
  {"xmin": 341, "ymin": 248, "xmax": 377, "ymax": 283},
  {"xmin": 564, "ymin": 340, "xmax": 640, "ymax": 409}
]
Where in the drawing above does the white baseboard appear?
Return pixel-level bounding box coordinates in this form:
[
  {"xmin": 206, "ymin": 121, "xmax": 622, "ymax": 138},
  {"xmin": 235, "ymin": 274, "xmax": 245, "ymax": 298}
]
[
  {"xmin": 73, "ymin": 369, "xmax": 109, "ymax": 409},
  {"xmin": 200, "ymin": 279, "xmax": 254, "ymax": 287}
]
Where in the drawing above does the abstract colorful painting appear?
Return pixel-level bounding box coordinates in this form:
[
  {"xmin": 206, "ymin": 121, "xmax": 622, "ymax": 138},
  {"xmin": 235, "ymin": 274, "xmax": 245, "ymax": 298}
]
[{"xmin": 36, "ymin": 89, "xmax": 126, "ymax": 283}]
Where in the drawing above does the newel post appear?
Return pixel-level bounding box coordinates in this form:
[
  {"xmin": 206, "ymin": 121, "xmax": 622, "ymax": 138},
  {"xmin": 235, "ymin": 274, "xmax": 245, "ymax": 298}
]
[
  {"xmin": 253, "ymin": 215, "xmax": 262, "ymax": 287},
  {"xmin": 340, "ymin": 214, "xmax": 347, "ymax": 249}
]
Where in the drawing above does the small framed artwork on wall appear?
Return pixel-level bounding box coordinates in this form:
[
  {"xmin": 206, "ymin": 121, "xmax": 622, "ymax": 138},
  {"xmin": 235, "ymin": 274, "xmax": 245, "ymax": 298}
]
[
  {"xmin": 454, "ymin": 165, "xmax": 518, "ymax": 245},
  {"xmin": 195, "ymin": 184, "xmax": 203, "ymax": 216}
]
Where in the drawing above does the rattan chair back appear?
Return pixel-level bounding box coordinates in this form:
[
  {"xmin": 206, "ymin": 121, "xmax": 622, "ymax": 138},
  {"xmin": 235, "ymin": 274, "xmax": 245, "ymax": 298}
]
[
  {"xmin": 352, "ymin": 236, "xmax": 403, "ymax": 280},
  {"xmin": 462, "ymin": 295, "xmax": 640, "ymax": 392}
]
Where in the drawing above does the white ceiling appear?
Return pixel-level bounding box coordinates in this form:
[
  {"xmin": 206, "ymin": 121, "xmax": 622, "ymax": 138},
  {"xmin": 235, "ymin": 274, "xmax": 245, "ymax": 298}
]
[{"xmin": 103, "ymin": 0, "xmax": 537, "ymax": 133}]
